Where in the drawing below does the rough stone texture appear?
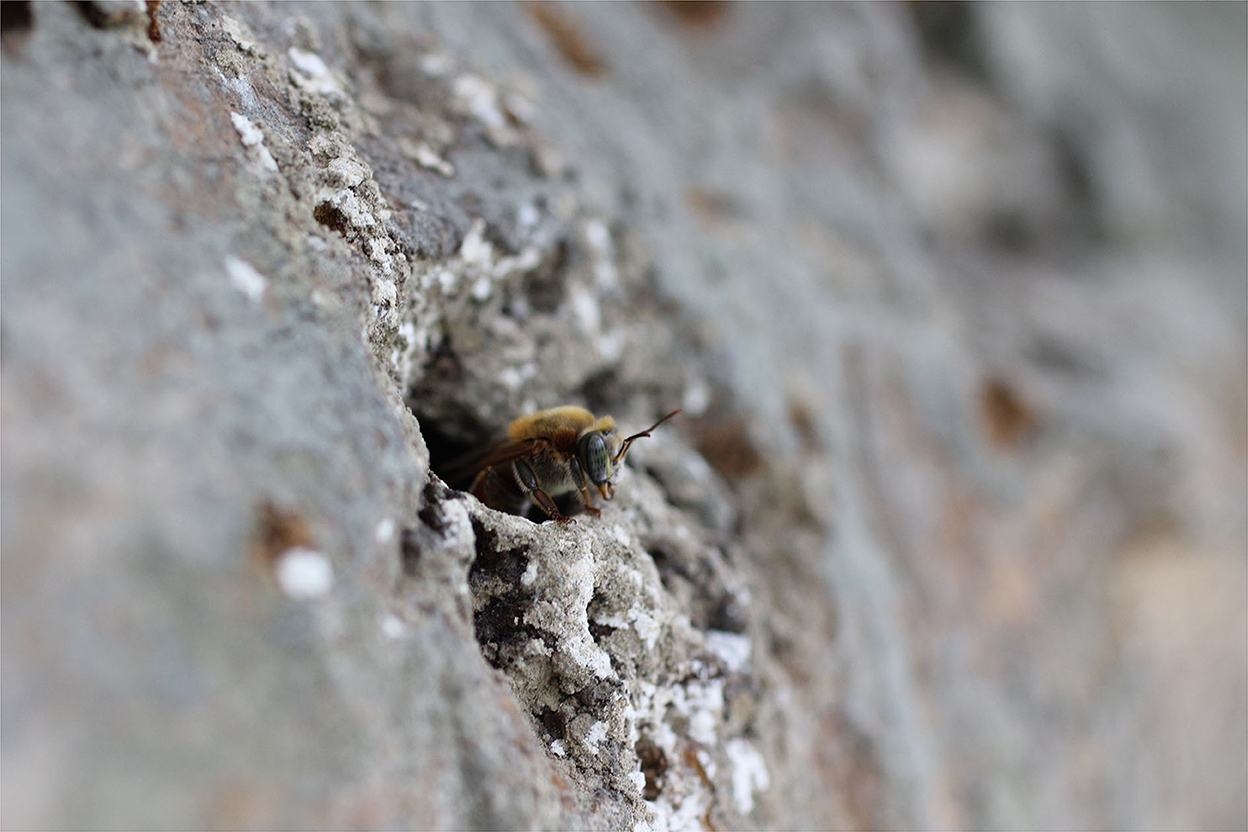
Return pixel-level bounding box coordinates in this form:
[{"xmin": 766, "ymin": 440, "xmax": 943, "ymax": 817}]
[{"xmin": 3, "ymin": 2, "xmax": 1244, "ymax": 830}]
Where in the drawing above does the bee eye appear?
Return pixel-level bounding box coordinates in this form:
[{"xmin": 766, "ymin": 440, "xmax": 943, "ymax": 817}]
[{"xmin": 580, "ymin": 433, "xmax": 612, "ymax": 484}]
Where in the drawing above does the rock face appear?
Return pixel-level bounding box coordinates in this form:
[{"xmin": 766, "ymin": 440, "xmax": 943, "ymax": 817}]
[{"xmin": 3, "ymin": 2, "xmax": 1244, "ymax": 830}]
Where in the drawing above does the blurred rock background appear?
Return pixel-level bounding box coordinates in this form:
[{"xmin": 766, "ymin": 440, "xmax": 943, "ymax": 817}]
[{"xmin": 3, "ymin": 2, "xmax": 1244, "ymax": 829}]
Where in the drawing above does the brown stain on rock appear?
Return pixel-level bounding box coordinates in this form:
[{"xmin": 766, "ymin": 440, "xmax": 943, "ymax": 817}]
[
  {"xmin": 979, "ymin": 375, "xmax": 1038, "ymax": 450},
  {"xmin": 657, "ymin": 1, "xmax": 729, "ymax": 31},
  {"xmin": 527, "ymin": 2, "xmax": 605, "ymax": 77},
  {"xmin": 695, "ymin": 418, "xmax": 762, "ymax": 481},
  {"xmin": 251, "ymin": 501, "xmax": 315, "ymax": 565}
]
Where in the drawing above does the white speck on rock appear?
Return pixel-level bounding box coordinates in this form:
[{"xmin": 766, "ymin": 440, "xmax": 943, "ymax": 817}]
[
  {"xmin": 498, "ymin": 362, "xmax": 536, "ymax": 391},
  {"xmin": 704, "ymin": 630, "xmax": 752, "ymax": 673},
  {"xmin": 380, "ymin": 613, "xmax": 408, "ymax": 639},
  {"xmin": 550, "ymin": 739, "xmax": 566, "ymax": 757},
  {"xmin": 322, "ymin": 190, "xmax": 375, "ymax": 229},
  {"xmin": 367, "ymin": 238, "xmax": 393, "ymax": 271},
  {"xmin": 682, "ymin": 380, "xmax": 711, "ymax": 417},
  {"xmin": 230, "ymin": 111, "xmax": 264, "ymax": 146},
  {"xmin": 220, "ymin": 15, "xmax": 258, "ymax": 54},
  {"xmin": 289, "ymin": 48, "xmax": 344, "ymax": 97},
  {"xmin": 584, "ymin": 219, "xmax": 618, "ymax": 288},
  {"xmin": 225, "ymin": 256, "xmax": 267, "ymax": 302},
  {"xmin": 594, "ymin": 611, "xmax": 630, "ymax": 629},
  {"xmin": 399, "ymin": 138, "xmax": 455, "ymax": 177},
  {"xmin": 608, "ymin": 525, "xmax": 633, "ymax": 547},
  {"xmin": 437, "ymin": 499, "xmax": 475, "ymax": 553},
  {"xmin": 695, "ymin": 747, "xmax": 717, "ymax": 780},
  {"xmin": 460, "ymin": 219, "xmax": 493, "ymax": 267},
  {"xmin": 671, "ymin": 679, "xmax": 724, "ymax": 746},
  {"xmin": 565, "ymin": 630, "xmax": 614, "ymax": 679},
  {"xmin": 521, "ymin": 559, "xmax": 538, "ymax": 587},
  {"xmin": 220, "ymin": 72, "xmax": 260, "ymax": 114},
  {"xmin": 570, "ymin": 284, "xmax": 601, "ymax": 333},
  {"xmin": 374, "ymin": 518, "xmax": 396, "ymax": 543},
  {"xmin": 419, "ymin": 51, "xmax": 454, "ymax": 77},
  {"xmin": 493, "ymin": 246, "xmax": 542, "ymax": 280},
  {"xmin": 274, "ymin": 547, "xmax": 334, "ymax": 600},
  {"xmin": 585, "ymin": 218, "xmax": 611, "ymax": 252},
  {"xmin": 517, "ymin": 201, "xmax": 540, "ymax": 231},
  {"xmin": 229, "ymin": 112, "xmax": 278, "ymax": 172},
  {"xmin": 452, "ymin": 74, "xmax": 505, "ymax": 129},
  {"xmin": 597, "ymin": 330, "xmax": 624, "ymax": 362},
  {"xmin": 633, "ymin": 611, "xmax": 661, "ymax": 651},
  {"xmin": 584, "ymin": 720, "xmax": 607, "ymax": 755},
  {"xmin": 726, "ymin": 738, "xmax": 770, "ymax": 815},
  {"xmin": 326, "ymin": 157, "xmax": 369, "ymax": 188},
  {"xmin": 289, "ymin": 47, "xmax": 327, "ymax": 77},
  {"xmin": 471, "ymin": 277, "xmax": 493, "ymax": 301}
]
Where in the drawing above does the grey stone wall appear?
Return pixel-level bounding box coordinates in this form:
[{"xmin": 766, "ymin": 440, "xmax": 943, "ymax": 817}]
[{"xmin": 3, "ymin": 2, "xmax": 1244, "ymax": 829}]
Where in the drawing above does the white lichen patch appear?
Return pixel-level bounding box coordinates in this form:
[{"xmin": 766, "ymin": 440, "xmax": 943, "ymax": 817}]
[
  {"xmin": 288, "ymin": 47, "xmax": 344, "ymax": 97},
  {"xmin": 569, "ymin": 284, "xmax": 601, "ymax": 334},
  {"xmin": 593, "ymin": 611, "xmax": 630, "ymax": 630},
  {"xmin": 703, "ymin": 630, "xmax": 751, "ymax": 674},
  {"xmin": 671, "ymin": 679, "xmax": 724, "ymax": 746},
  {"xmin": 497, "ymin": 363, "xmax": 537, "ymax": 391},
  {"xmin": 220, "ymin": 14, "xmax": 260, "ymax": 55},
  {"xmin": 229, "ymin": 111, "xmax": 263, "ymax": 146},
  {"xmin": 325, "ymin": 156, "xmax": 369, "ymax": 189},
  {"xmin": 219, "ymin": 70, "xmax": 261, "ymax": 115},
  {"xmin": 274, "ymin": 547, "xmax": 334, "ymax": 600},
  {"xmin": 561, "ymin": 629, "xmax": 614, "ymax": 680},
  {"xmin": 230, "ymin": 110, "xmax": 279, "ymax": 172},
  {"xmin": 459, "ymin": 220, "xmax": 493, "ymax": 268},
  {"xmin": 608, "ymin": 525, "xmax": 634, "ymax": 547},
  {"xmin": 323, "ymin": 189, "xmax": 376, "ymax": 229},
  {"xmin": 583, "ymin": 218, "xmax": 619, "ymax": 290},
  {"xmin": 583, "ymin": 720, "xmax": 608, "ymax": 755},
  {"xmin": 521, "ymin": 559, "xmax": 539, "ymax": 587},
  {"xmin": 451, "ymin": 73, "xmax": 506, "ymax": 130},
  {"xmin": 450, "ymin": 219, "xmax": 543, "ymax": 305},
  {"xmin": 371, "ymin": 277, "xmax": 397, "ymax": 309},
  {"xmin": 648, "ymin": 789, "xmax": 712, "ymax": 832},
  {"xmin": 632, "ymin": 611, "xmax": 662, "ymax": 651},
  {"xmin": 725, "ymin": 738, "xmax": 770, "ymax": 815},
  {"xmin": 398, "ymin": 136, "xmax": 456, "ymax": 177},
  {"xmin": 436, "ymin": 498, "xmax": 475, "ymax": 555},
  {"xmin": 224, "ymin": 255, "xmax": 267, "ymax": 302}
]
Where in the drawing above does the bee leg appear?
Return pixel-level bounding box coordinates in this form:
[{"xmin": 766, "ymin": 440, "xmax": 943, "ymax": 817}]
[
  {"xmin": 534, "ymin": 488, "xmax": 575, "ymax": 524},
  {"xmin": 514, "ymin": 459, "xmax": 573, "ymax": 525},
  {"xmin": 568, "ymin": 456, "xmax": 601, "ymax": 516},
  {"xmin": 470, "ymin": 467, "xmax": 518, "ymax": 513},
  {"xmin": 468, "ymin": 468, "xmax": 497, "ymax": 504},
  {"xmin": 579, "ymin": 488, "xmax": 601, "ymax": 516}
]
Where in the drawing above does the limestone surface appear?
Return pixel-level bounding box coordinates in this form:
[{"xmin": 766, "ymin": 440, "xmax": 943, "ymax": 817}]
[{"xmin": 3, "ymin": 3, "xmax": 1244, "ymax": 830}]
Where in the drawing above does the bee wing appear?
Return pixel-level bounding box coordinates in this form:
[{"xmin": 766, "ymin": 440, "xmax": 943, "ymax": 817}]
[{"xmin": 441, "ymin": 437, "xmax": 539, "ymax": 490}]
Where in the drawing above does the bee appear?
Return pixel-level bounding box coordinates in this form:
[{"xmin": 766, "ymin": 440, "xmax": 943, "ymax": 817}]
[{"xmin": 446, "ymin": 406, "xmax": 681, "ymax": 524}]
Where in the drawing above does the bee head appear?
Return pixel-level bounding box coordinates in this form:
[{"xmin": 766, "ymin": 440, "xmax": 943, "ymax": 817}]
[
  {"xmin": 578, "ymin": 430, "xmax": 618, "ymax": 500},
  {"xmin": 575, "ymin": 410, "xmax": 680, "ymax": 503}
]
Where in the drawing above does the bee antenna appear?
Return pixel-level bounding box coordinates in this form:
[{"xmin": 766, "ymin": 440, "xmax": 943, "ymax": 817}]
[{"xmin": 614, "ymin": 409, "xmax": 682, "ymax": 464}]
